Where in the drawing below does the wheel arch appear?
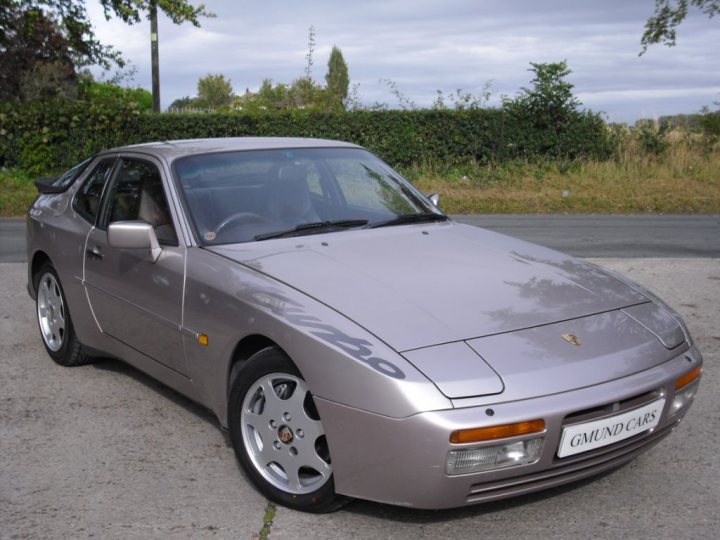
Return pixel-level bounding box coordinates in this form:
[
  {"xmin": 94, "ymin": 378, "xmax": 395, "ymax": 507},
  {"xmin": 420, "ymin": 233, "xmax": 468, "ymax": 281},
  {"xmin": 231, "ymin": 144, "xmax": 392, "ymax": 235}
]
[
  {"xmin": 227, "ymin": 334, "xmax": 289, "ymax": 399},
  {"xmin": 29, "ymin": 250, "xmax": 52, "ymax": 297}
]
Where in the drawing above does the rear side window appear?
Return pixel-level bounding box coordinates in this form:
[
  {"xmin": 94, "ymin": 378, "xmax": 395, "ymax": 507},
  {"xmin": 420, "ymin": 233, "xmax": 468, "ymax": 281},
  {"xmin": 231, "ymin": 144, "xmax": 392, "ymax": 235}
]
[
  {"xmin": 51, "ymin": 157, "xmax": 93, "ymax": 190},
  {"xmin": 73, "ymin": 159, "xmax": 116, "ymax": 223}
]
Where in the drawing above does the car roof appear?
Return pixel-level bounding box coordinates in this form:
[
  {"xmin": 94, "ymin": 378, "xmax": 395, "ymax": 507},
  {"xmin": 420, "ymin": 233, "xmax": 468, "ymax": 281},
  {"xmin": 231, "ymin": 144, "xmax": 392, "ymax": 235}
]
[{"xmin": 98, "ymin": 137, "xmax": 363, "ymax": 161}]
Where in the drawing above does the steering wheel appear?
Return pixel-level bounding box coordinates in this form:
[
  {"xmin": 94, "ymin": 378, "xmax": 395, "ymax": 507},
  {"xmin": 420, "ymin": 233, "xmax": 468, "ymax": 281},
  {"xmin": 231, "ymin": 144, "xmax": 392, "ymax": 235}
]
[{"xmin": 214, "ymin": 212, "xmax": 270, "ymax": 237}]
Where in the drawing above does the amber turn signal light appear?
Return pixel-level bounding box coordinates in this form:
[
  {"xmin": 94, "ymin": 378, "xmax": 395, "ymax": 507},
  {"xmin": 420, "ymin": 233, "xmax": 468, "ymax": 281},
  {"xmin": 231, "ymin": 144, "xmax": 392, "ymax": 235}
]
[
  {"xmin": 450, "ymin": 419, "xmax": 546, "ymax": 444},
  {"xmin": 675, "ymin": 367, "xmax": 701, "ymax": 390}
]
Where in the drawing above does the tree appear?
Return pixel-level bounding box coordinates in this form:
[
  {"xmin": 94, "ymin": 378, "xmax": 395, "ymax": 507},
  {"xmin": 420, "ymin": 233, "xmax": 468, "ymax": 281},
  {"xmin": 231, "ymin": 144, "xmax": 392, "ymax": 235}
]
[
  {"xmin": 249, "ymin": 79, "xmax": 292, "ymax": 111},
  {"xmin": 506, "ymin": 61, "xmax": 580, "ymax": 128},
  {"xmin": 78, "ymin": 74, "xmax": 152, "ymax": 110},
  {"xmin": 0, "ymin": 7, "xmax": 77, "ymax": 100},
  {"xmin": 0, "ymin": 0, "xmax": 212, "ymax": 71},
  {"xmin": 19, "ymin": 60, "xmax": 78, "ymax": 100},
  {"xmin": 699, "ymin": 105, "xmax": 720, "ymax": 138},
  {"xmin": 501, "ymin": 61, "xmax": 603, "ymax": 158},
  {"xmin": 290, "ymin": 76, "xmax": 322, "ymax": 109},
  {"xmin": 227, "ymin": 30, "xmax": 351, "ymax": 113},
  {"xmin": 168, "ymin": 95, "xmax": 195, "ymax": 110},
  {"xmin": 235, "ymin": 77, "xmax": 327, "ymax": 113},
  {"xmin": 325, "ymin": 46, "xmax": 349, "ymax": 110},
  {"xmin": 196, "ymin": 73, "xmax": 234, "ymax": 109},
  {"xmin": 641, "ymin": 0, "xmax": 719, "ymax": 54},
  {"xmin": 304, "ymin": 25, "xmax": 315, "ymax": 79}
]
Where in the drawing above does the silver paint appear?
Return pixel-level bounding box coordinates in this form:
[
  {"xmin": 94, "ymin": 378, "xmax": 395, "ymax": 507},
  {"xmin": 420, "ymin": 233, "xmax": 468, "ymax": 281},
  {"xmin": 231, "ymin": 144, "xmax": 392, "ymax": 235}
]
[
  {"xmin": 25, "ymin": 137, "xmax": 703, "ymax": 510},
  {"xmin": 213, "ymin": 224, "xmax": 648, "ymax": 352}
]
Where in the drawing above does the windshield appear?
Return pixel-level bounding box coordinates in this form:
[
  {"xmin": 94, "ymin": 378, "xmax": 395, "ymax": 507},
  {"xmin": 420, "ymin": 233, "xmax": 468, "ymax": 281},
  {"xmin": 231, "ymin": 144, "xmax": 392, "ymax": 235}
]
[{"xmin": 174, "ymin": 147, "xmax": 443, "ymax": 244}]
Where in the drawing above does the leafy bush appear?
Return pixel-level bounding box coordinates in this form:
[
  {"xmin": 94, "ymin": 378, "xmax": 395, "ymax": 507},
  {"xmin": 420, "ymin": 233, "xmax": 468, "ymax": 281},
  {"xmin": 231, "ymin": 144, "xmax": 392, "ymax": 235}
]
[
  {"xmin": 699, "ymin": 107, "xmax": 720, "ymax": 144},
  {"xmin": 0, "ymin": 99, "xmax": 142, "ymax": 175},
  {"xmin": 78, "ymin": 79, "xmax": 153, "ymax": 111},
  {"xmin": 0, "ymin": 100, "xmax": 613, "ymax": 174},
  {"xmin": 501, "ymin": 61, "xmax": 614, "ymax": 160},
  {"xmin": 635, "ymin": 121, "xmax": 670, "ymax": 155}
]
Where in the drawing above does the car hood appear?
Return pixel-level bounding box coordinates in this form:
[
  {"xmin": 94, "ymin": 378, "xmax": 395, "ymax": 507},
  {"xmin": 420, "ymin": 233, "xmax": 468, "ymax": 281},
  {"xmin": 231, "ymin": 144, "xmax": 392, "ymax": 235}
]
[{"xmin": 210, "ymin": 222, "xmax": 648, "ymax": 352}]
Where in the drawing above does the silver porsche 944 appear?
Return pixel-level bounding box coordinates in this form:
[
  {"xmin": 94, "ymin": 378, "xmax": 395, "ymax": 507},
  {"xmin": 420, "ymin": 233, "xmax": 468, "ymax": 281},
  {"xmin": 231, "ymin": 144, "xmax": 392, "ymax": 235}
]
[{"xmin": 27, "ymin": 138, "xmax": 702, "ymax": 512}]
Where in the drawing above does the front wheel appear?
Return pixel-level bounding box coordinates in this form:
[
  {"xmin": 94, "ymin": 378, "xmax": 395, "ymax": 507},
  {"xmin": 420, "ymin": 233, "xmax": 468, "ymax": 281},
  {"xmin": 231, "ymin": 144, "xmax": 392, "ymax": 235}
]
[
  {"xmin": 35, "ymin": 264, "xmax": 91, "ymax": 367},
  {"xmin": 228, "ymin": 347, "xmax": 348, "ymax": 512}
]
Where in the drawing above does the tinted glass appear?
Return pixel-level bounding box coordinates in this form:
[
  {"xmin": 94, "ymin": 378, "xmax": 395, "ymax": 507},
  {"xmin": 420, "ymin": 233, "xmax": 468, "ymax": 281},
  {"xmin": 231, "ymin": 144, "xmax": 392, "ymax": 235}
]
[
  {"xmin": 174, "ymin": 147, "xmax": 436, "ymax": 245},
  {"xmin": 326, "ymin": 158, "xmax": 416, "ymax": 213},
  {"xmin": 53, "ymin": 157, "xmax": 93, "ymax": 189},
  {"xmin": 107, "ymin": 160, "xmax": 178, "ymax": 245},
  {"xmin": 74, "ymin": 159, "xmax": 115, "ymax": 223}
]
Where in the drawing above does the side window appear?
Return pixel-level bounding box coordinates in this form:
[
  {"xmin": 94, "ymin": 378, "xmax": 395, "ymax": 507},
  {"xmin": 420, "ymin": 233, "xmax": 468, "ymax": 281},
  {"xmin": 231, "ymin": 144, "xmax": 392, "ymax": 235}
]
[
  {"xmin": 271, "ymin": 159, "xmax": 327, "ymax": 200},
  {"xmin": 74, "ymin": 159, "xmax": 115, "ymax": 223},
  {"xmin": 53, "ymin": 157, "xmax": 92, "ymax": 190},
  {"xmin": 304, "ymin": 164, "xmax": 326, "ymax": 199},
  {"xmin": 107, "ymin": 159, "xmax": 178, "ymax": 246}
]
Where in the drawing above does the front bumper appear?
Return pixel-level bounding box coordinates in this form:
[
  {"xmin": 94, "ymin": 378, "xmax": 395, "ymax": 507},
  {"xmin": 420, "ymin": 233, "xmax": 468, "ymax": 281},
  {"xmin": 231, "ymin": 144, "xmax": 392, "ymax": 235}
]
[{"xmin": 315, "ymin": 346, "xmax": 702, "ymax": 509}]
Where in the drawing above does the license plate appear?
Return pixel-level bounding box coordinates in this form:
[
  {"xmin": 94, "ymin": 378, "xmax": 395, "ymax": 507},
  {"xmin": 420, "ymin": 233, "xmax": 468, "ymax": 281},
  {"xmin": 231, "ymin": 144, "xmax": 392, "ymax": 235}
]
[{"xmin": 557, "ymin": 398, "xmax": 665, "ymax": 458}]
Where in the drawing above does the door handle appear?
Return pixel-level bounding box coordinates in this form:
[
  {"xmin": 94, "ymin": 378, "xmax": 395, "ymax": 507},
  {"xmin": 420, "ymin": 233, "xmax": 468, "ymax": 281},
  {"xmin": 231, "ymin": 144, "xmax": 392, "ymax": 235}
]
[{"xmin": 86, "ymin": 245, "xmax": 103, "ymax": 260}]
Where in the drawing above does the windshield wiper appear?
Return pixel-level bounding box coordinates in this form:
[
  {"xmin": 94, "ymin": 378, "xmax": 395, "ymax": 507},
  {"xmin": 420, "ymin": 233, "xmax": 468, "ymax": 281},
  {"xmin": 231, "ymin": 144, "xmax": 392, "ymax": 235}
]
[
  {"xmin": 254, "ymin": 219, "xmax": 368, "ymax": 241},
  {"xmin": 367, "ymin": 213, "xmax": 448, "ymax": 229}
]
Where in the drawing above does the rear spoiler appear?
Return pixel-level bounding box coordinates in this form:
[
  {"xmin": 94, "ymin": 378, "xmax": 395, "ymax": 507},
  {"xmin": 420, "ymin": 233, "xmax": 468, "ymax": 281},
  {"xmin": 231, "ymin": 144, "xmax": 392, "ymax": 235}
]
[{"xmin": 34, "ymin": 176, "xmax": 66, "ymax": 194}]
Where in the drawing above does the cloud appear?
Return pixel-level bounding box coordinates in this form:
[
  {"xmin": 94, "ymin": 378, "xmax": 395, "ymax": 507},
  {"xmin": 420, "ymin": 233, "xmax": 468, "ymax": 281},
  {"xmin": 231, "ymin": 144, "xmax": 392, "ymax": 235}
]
[{"xmin": 86, "ymin": 0, "xmax": 720, "ymax": 122}]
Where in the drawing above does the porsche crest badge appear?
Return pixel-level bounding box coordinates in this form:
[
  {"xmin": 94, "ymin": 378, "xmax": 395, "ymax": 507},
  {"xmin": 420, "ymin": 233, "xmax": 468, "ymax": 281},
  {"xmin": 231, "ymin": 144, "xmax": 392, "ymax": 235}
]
[{"xmin": 562, "ymin": 333, "xmax": 582, "ymax": 346}]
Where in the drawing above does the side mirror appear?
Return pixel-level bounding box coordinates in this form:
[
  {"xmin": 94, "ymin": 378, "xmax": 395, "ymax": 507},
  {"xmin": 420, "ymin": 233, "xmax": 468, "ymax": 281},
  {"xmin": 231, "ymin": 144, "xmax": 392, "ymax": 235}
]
[
  {"xmin": 108, "ymin": 221, "xmax": 162, "ymax": 263},
  {"xmin": 427, "ymin": 193, "xmax": 440, "ymax": 207}
]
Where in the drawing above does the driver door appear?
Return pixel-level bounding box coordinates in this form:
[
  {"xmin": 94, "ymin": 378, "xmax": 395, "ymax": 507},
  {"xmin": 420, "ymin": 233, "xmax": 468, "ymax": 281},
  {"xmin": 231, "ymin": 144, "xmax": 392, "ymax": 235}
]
[{"xmin": 83, "ymin": 157, "xmax": 187, "ymax": 375}]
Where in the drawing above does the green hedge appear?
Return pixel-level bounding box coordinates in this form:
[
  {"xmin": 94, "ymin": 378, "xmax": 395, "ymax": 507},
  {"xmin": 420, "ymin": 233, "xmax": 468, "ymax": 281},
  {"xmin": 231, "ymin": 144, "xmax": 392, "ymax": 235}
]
[{"xmin": 0, "ymin": 100, "xmax": 614, "ymax": 175}]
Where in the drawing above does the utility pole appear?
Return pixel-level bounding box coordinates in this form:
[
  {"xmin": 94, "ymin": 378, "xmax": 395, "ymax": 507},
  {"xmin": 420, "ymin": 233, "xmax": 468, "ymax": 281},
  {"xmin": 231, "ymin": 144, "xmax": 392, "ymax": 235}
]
[{"xmin": 150, "ymin": 1, "xmax": 160, "ymax": 112}]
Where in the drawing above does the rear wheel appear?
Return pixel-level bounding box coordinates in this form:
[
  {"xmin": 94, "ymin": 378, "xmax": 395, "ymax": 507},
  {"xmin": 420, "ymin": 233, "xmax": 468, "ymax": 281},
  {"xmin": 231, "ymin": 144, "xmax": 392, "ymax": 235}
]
[
  {"xmin": 228, "ymin": 347, "xmax": 348, "ymax": 512},
  {"xmin": 35, "ymin": 264, "xmax": 91, "ymax": 367}
]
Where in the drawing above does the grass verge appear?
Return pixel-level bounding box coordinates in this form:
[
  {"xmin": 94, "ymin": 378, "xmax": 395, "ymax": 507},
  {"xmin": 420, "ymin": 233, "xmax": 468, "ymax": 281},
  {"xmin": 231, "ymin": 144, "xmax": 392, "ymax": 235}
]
[
  {"xmin": 0, "ymin": 169, "xmax": 36, "ymax": 217},
  {"xmin": 2, "ymin": 136, "xmax": 718, "ymax": 216},
  {"xmin": 404, "ymin": 139, "xmax": 720, "ymax": 214},
  {"xmin": 411, "ymin": 167, "xmax": 720, "ymax": 214}
]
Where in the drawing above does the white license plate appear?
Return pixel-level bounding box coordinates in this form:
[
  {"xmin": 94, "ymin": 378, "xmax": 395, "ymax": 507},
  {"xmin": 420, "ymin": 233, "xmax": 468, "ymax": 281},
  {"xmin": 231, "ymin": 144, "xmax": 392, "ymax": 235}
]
[{"xmin": 557, "ymin": 398, "xmax": 665, "ymax": 458}]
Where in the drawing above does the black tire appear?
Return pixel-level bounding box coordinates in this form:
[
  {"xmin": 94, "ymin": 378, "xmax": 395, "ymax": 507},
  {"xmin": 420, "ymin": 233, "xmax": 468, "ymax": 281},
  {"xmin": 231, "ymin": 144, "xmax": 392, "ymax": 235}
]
[
  {"xmin": 34, "ymin": 263, "xmax": 92, "ymax": 367},
  {"xmin": 228, "ymin": 347, "xmax": 349, "ymax": 513}
]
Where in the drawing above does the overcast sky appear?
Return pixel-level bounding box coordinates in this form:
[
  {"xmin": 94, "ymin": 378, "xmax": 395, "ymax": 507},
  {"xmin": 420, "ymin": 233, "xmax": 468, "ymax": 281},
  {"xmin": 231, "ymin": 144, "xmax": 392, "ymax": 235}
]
[{"xmin": 86, "ymin": 0, "xmax": 719, "ymax": 123}]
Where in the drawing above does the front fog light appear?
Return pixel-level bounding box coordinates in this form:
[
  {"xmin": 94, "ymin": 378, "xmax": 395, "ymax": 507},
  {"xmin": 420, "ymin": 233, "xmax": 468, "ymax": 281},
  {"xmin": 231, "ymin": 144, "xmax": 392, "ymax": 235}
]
[
  {"xmin": 446, "ymin": 438, "xmax": 543, "ymax": 476},
  {"xmin": 669, "ymin": 381, "xmax": 699, "ymax": 416}
]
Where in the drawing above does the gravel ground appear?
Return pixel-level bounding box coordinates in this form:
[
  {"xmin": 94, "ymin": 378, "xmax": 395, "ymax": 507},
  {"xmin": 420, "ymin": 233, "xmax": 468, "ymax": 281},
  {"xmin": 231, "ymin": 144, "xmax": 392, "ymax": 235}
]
[{"xmin": 1, "ymin": 258, "xmax": 718, "ymax": 539}]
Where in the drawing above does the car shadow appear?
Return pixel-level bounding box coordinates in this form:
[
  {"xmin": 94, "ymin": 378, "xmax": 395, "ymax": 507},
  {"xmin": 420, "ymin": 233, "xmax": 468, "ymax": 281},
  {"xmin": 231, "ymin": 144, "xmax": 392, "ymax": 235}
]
[
  {"xmin": 90, "ymin": 356, "xmax": 233, "ymax": 448},
  {"xmin": 89, "ymin": 356, "xmax": 625, "ymax": 519}
]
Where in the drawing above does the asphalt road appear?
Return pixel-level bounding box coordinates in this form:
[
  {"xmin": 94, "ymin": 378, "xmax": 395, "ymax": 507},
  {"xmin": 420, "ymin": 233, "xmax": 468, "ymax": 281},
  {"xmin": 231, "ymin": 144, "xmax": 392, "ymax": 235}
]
[
  {"xmin": 0, "ymin": 219, "xmax": 24, "ymax": 263},
  {"xmin": 453, "ymin": 214, "xmax": 720, "ymax": 258},
  {"xmin": 2, "ymin": 215, "xmax": 719, "ymax": 262},
  {"xmin": 1, "ymin": 258, "xmax": 719, "ymax": 539}
]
